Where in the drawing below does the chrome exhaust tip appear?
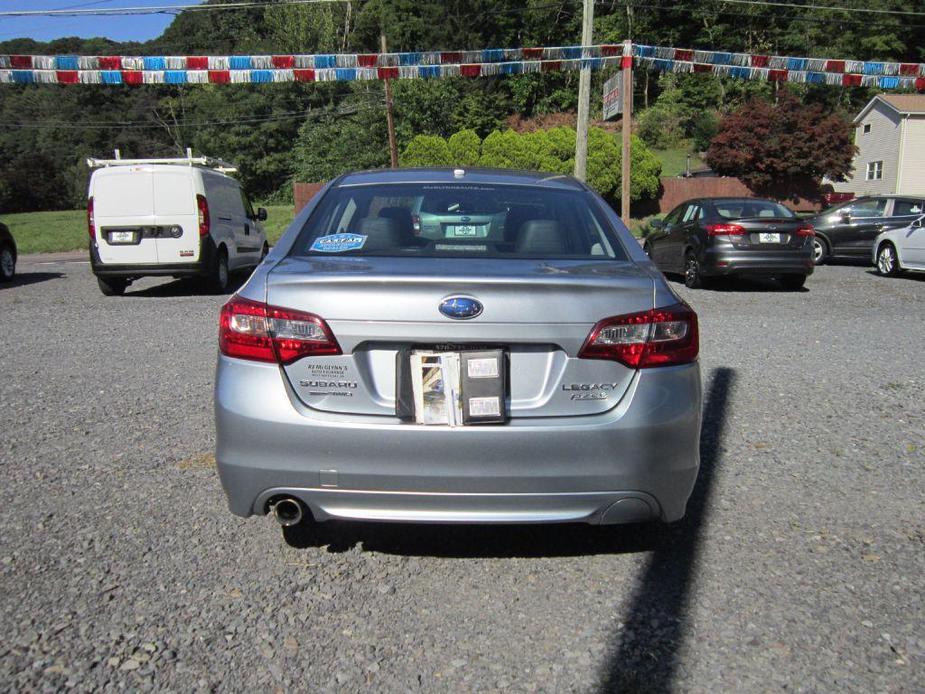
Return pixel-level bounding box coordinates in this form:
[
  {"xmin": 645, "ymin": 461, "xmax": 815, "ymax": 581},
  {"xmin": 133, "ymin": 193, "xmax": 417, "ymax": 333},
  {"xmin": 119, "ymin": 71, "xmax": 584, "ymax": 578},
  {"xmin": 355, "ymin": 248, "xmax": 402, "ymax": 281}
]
[{"xmin": 271, "ymin": 498, "xmax": 304, "ymax": 527}]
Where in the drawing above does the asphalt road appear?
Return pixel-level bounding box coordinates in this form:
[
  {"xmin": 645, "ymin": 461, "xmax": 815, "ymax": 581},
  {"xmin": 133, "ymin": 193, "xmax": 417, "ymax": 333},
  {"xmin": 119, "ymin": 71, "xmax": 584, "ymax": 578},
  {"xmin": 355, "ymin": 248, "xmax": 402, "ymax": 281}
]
[{"xmin": 1, "ymin": 256, "xmax": 923, "ymax": 692}]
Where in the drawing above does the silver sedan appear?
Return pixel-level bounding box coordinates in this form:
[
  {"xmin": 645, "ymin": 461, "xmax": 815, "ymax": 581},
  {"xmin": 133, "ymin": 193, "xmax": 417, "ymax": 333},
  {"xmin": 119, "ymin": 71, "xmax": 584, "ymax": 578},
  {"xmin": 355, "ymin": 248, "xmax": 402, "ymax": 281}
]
[{"xmin": 214, "ymin": 168, "xmax": 702, "ymax": 534}]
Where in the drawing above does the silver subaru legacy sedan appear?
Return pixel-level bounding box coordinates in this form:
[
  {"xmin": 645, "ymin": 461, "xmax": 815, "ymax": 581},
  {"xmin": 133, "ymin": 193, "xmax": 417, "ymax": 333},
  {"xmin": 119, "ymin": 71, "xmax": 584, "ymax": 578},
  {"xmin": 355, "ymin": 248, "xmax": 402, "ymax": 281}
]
[{"xmin": 215, "ymin": 168, "xmax": 702, "ymax": 532}]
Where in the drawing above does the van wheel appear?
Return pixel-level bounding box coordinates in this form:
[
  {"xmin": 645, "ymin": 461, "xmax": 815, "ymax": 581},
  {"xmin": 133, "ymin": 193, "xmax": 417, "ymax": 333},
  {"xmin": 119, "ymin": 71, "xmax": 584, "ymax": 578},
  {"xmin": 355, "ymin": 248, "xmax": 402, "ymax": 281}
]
[
  {"xmin": 97, "ymin": 276, "xmax": 127, "ymax": 296},
  {"xmin": 211, "ymin": 248, "xmax": 230, "ymax": 293}
]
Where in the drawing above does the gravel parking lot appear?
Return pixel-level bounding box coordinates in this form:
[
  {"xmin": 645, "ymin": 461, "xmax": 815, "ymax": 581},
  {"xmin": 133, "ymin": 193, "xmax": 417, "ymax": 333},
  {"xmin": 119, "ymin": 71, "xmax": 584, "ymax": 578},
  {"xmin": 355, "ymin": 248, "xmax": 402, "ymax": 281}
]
[{"xmin": 1, "ymin": 256, "xmax": 923, "ymax": 692}]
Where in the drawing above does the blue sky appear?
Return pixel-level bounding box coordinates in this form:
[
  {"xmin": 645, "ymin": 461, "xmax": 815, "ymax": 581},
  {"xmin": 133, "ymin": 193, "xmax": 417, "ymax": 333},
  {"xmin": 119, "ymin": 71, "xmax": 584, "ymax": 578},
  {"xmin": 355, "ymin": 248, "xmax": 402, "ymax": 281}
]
[{"xmin": 0, "ymin": 1, "xmax": 204, "ymax": 42}]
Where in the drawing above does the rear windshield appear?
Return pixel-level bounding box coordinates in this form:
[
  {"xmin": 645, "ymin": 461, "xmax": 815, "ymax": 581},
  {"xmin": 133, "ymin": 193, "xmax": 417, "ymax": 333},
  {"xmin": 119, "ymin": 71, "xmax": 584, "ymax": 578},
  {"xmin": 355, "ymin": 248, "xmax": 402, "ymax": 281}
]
[
  {"xmin": 290, "ymin": 183, "xmax": 628, "ymax": 260},
  {"xmin": 713, "ymin": 200, "xmax": 795, "ymax": 220}
]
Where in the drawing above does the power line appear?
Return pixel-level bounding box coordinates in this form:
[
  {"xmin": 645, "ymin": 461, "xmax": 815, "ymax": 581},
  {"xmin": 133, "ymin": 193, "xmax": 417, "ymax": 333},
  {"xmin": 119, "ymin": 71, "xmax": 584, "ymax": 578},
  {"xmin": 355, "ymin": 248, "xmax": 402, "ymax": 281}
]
[
  {"xmin": 0, "ymin": 0, "xmax": 347, "ymax": 18},
  {"xmin": 696, "ymin": 0, "xmax": 925, "ymax": 18}
]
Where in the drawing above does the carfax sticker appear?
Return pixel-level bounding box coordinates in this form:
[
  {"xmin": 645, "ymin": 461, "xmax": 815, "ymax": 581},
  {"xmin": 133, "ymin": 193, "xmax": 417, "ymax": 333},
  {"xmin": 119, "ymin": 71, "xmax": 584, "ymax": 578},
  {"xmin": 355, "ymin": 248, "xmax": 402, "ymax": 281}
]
[{"xmin": 310, "ymin": 233, "xmax": 367, "ymax": 253}]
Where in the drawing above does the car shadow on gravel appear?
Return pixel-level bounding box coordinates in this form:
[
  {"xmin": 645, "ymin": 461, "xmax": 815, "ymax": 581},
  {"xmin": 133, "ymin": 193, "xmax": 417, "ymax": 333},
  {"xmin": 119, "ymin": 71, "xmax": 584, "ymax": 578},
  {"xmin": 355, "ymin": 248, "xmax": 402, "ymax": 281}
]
[
  {"xmin": 0, "ymin": 271, "xmax": 63, "ymax": 288},
  {"xmin": 668, "ymin": 275, "xmax": 808, "ymax": 293},
  {"xmin": 596, "ymin": 366, "xmax": 735, "ymax": 692},
  {"xmin": 865, "ymin": 269, "xmax": 925, "ymax": 283},
  {"xmin": 124, "ymin": 275, "xmax": 246, "ymax": 297}
]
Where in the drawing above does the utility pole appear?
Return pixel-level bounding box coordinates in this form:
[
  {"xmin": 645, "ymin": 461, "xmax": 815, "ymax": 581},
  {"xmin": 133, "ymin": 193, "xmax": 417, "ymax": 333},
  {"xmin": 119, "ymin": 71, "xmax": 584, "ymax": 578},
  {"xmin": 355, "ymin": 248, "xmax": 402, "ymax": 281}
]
[
  {"xmin": 573, "ymin": 0, "xmax": 594, "ymax": 181},
  {"xmin": 620, "ymin": 39, "xmax": 632, "ymax": 224},
  {"xmin": 381, "ymin": 33, "xmax": 398, "ymax": 168}
]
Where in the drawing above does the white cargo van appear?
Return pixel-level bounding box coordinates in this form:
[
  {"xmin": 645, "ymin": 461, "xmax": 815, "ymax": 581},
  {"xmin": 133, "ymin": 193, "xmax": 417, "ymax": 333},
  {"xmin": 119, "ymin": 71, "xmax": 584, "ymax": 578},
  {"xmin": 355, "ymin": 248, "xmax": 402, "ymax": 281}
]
[{"xmin": 87, "ymin": 152, "xmax": 268, "ymax": 295}]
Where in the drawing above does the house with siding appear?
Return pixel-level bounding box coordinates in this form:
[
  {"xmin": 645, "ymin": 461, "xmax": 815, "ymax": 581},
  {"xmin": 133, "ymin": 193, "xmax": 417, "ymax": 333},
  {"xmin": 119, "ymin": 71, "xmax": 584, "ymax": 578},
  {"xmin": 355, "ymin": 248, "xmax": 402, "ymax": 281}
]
[{"xmin": 834, "ymin": 94, "xmax": 925, "ymax": 197}]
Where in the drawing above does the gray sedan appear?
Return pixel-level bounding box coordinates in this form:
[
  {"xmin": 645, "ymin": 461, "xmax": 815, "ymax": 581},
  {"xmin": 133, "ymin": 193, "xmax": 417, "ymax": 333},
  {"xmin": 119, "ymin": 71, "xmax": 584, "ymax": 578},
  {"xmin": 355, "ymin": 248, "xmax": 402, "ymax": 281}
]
[{"xmin": 214, "ymin": 168, "xmax": 702, "ymax": 535}]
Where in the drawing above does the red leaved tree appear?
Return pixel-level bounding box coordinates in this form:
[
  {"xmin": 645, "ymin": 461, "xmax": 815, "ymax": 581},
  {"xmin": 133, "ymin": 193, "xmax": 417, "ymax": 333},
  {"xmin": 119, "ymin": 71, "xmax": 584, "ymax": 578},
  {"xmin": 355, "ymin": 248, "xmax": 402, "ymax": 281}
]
[{"xmin": 705, "ymin": 92, "xmax": 857, "ymax": 201}]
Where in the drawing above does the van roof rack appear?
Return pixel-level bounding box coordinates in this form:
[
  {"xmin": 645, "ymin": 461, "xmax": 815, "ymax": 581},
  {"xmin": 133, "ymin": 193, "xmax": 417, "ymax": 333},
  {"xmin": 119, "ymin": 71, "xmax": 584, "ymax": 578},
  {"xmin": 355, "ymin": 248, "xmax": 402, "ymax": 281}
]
[{"xmin": 86, "ymin": 148, "xmax": 238, "ymax": 174}]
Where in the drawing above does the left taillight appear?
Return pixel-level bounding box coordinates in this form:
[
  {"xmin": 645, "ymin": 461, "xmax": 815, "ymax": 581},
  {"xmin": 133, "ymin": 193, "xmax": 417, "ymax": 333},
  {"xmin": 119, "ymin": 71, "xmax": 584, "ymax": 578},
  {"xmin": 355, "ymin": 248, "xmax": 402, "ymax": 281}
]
[
  {"xmin": 219, "ymin": 296, "xmax": 341, "ymax": 365},
  {"xmin": 87, "ymin": 197, "xmax": 95, "ymax": 240},
  {"xmin": 579, "ymin": 303, "xmax": 699, "ymax": 368}
]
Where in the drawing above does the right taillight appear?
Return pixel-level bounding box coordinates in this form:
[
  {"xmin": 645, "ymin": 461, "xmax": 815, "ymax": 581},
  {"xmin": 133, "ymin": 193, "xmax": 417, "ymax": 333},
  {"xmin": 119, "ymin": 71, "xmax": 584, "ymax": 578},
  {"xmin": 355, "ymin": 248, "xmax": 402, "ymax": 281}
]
[
  {"xmin": 705, "ymin": 223, "xmax": 746, "ymax": 237},
  {"xmin": 87, "ymin": 197, "xmax": 95, "ymax": 240},
  {"xmin": 196, "ymin": 194, "xmax": 210, "ymax": 237},
  {"xmin": 796, "ymin": 223, "xmax": 815, "ymax": 237},
  {"xmin": 219, "ymin": 296, "xmax": 341, "ymax": 365},
  {"xmin": 579, "ymin": 303, "xmax": 698, "ymax": 368}
]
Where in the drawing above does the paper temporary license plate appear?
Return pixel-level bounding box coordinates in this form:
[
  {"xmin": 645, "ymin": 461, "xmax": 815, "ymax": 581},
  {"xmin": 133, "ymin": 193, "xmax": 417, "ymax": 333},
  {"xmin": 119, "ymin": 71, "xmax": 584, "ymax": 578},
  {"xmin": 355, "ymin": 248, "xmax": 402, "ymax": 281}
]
[
  {"xmin": 109, "ymin": 230, "xmax": 136, "ymax": 244},
  {"xmin": 759, "ymin": 232, "xmax": 781, "ymax": 243}
]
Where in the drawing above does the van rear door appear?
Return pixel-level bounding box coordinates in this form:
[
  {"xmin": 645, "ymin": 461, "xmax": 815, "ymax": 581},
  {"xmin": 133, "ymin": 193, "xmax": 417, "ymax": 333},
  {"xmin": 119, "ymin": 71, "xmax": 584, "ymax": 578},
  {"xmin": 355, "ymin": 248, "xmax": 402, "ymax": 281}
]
[
  {"xmin": 152, "ymin": 169, "xmax": 199, "ymax": 264},
  {"xmin": 94, "ymin": 168, "xmax": 158, "ymax": 265}
]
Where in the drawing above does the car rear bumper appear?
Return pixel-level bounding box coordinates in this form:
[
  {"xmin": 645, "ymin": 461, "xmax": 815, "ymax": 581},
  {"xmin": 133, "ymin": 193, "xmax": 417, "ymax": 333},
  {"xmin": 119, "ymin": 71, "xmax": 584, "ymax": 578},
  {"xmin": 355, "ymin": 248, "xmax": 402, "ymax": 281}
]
[
  {"xmin": 214, "ymin": 355, "xmax": 703, "ymax": 524},
  {"xmin": 89, "ymin": 238, "xmax": 215, "ymax": 278},
  {"xmin": 701, "ymin": 247, "xmax": 814, "ymax": 276}
]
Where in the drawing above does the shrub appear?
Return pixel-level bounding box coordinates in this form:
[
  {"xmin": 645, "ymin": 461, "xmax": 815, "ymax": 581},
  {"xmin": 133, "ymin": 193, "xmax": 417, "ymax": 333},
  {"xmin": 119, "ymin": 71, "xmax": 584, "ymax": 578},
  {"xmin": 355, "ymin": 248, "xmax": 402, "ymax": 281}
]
[
  {"xmin": 399, "ymin": 135, "xmax": 453, "ymax": 167},
  {"xmin": 447, "ymin": 129, "xmax": 481, "ymax": 166}
]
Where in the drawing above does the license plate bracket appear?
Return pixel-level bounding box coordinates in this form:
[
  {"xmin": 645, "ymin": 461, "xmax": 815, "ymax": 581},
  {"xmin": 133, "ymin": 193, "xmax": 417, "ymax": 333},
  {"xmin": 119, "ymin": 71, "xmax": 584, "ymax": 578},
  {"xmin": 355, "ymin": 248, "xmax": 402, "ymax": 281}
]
[{"xmin": 396, "ymin": 348, "xmax": 507, "ymax": 425}]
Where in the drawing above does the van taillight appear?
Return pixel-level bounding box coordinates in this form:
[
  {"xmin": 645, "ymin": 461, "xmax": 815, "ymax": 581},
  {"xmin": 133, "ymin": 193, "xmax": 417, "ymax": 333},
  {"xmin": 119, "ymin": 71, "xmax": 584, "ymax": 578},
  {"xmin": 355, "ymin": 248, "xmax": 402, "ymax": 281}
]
[
  {"xmin": 579, "ymin": 303, "xmax": 699, "ymax": 368},
  {"xmin": 219, "ymin": 296, "xmax": 341, "ymax": 365},
  {"xmin": 87, "ymin": 197, "xmax": 95, "ymax": 240},
  {"xmin": 196, "ymin": 194, "xmax": 210, "ymax": 237}
]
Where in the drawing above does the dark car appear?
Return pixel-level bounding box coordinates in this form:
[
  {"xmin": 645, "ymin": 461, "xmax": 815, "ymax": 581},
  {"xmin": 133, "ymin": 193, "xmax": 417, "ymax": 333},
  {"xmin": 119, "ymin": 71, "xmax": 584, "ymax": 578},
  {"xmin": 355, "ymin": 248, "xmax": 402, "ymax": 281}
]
[
  {"xmin": 0, "ymin": 222, "xmax": 16, "ymax": 283},
  {"xmin": 806, "ymin": 195, "xmax": 925, "ymax": 265},
  {"xmin": 644, "ymin": 197, "xmax": 815, "ymax": 290}
]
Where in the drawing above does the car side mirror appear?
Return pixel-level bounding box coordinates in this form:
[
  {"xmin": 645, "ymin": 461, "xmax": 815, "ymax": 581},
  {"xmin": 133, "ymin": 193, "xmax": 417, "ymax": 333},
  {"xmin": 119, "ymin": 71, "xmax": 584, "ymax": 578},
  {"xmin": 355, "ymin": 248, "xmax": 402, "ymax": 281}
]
[
  {"xmin": 649, "ymin": 218, "xmax": 665, "ymax": 230},
  {"xmin": 256, "ymin": 207, "xmax": 268, "ymax": 222},
  {"xmin": 913, "ymin": 219, "xmax": 923, "ymax": 228},
  {"xmin": 840, "ymin": 212, "xmax": 851, "ymax": 223}
]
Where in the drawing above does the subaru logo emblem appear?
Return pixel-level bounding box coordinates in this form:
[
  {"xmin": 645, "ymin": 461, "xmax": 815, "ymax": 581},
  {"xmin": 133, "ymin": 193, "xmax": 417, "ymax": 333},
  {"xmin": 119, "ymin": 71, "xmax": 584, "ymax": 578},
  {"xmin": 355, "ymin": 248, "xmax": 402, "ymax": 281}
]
[{"xmin": 439, "ymin": 296, "xmax": 483, "ymax": 320}]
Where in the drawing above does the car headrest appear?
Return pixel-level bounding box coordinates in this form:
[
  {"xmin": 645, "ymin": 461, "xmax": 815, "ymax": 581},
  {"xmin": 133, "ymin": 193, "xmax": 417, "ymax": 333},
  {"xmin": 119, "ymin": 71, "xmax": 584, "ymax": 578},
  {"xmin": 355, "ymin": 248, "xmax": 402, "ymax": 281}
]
[
  {"xmin": 515, "ymin": 219, "xmax": 565, "ymax": 255},
  {"xmin": 378, "ymin": 206, "xmax": 414, "ymax": 232},
  {"xmin": 356, "ymin": 216, "xmax": 412, "ymax": 251}
]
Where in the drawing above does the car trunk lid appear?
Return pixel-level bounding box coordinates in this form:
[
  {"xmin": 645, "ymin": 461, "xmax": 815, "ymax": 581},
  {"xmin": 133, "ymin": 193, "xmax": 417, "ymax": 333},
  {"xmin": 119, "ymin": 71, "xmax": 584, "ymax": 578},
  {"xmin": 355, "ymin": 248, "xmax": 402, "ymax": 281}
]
[{"xmin": 266, "ymin": 256, "xmax": 655, "ymax": 419}]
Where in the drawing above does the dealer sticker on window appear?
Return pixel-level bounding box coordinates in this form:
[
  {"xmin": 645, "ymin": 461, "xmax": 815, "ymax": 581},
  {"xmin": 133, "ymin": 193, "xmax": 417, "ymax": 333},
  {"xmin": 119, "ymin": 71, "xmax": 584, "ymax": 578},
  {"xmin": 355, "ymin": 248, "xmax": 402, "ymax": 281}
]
[{"xmin": 310, "ymin": 233, "xmax": 367, "ymax": 253}]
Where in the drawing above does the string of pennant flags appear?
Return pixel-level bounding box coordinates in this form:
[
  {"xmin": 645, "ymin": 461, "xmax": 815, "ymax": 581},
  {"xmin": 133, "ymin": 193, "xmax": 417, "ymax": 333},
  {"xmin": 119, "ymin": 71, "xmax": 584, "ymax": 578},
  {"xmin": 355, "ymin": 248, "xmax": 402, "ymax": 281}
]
[{"xmin": 1, "ymin": 43, "xmax": 923, "ymax": 91}]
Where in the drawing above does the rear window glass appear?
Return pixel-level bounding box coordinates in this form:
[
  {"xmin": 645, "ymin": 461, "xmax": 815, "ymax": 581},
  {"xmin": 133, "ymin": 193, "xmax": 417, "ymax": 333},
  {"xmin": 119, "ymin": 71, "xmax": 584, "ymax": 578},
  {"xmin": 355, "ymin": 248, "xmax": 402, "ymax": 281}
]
[
  {"xmin": 290, "ymin": 183, "xmax": 627, "ymax": 260},
  {"xmin": 713, "ymin": 200, "xmax": 795, "ymax": 220},
  {"xmin": 892, "ymin": 199, "xmax": 924, "ymax": 216}
]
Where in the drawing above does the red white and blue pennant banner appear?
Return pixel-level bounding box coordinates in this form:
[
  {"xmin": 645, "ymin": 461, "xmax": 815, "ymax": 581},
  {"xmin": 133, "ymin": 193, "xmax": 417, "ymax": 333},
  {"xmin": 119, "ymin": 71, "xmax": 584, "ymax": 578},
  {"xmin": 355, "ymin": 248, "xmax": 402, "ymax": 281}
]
[
  {"xmin": 634, "ymin": 44, "xmax": 925, "ymax": 91},
  {"xmin": 1, "ymin": 44, "xmax": 922, "ymax": 91}
]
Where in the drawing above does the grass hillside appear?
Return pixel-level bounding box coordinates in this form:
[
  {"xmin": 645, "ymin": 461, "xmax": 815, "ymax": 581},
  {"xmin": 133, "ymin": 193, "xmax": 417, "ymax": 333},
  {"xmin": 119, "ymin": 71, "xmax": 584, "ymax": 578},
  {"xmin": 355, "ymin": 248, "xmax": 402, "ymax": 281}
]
[{"xmin": 4, "ymin": 205, "xmax": 295, "ymax": 255}]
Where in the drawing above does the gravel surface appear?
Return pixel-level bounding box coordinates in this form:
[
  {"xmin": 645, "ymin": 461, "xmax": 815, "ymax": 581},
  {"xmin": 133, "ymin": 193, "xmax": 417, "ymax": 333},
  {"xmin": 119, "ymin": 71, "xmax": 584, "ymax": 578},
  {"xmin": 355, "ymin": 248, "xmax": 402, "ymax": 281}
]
[{"xmin": 1, "ymin": 257, "xmax": 923, "ymax": 692}]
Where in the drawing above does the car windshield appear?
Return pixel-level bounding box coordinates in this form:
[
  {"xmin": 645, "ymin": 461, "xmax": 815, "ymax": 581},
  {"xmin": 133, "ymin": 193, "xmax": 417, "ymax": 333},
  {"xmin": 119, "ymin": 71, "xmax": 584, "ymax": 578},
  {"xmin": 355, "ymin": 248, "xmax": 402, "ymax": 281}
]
[
  {"xmin": 290, "ymin": 183, "xmax": 627, "ymax": 260},
  {"xmin": 714, "ymin": 200, "xmax": 795, "ymax": 220}
]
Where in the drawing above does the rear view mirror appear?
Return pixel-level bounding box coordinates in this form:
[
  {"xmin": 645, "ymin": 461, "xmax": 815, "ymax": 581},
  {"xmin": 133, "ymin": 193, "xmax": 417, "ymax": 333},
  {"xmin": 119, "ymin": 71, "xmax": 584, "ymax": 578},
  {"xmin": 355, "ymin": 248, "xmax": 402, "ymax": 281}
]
[{"xmin": 257, "ymin": 207, "xmax": 268, "ymax": 221}]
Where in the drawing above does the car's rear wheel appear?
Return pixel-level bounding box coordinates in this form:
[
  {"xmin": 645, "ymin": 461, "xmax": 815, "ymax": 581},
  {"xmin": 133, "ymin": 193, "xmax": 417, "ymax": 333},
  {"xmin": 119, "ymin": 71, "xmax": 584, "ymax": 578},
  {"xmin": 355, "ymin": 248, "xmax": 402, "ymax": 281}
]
[
  {"xmin": 0, "ymin": 244, "xmax": 15, "ymax": 282},
  {"xmin": 780, "ymin": 274, "xmax": 807, "ymax": 291},
  {"xmin": 876, "ymin": 242, "xmax": 900, "ymax": 277},
  {"xmin": 97, "ymin": 276, "xmax": 128, "ymax": 296},
  {"xmin": 812, "ymin": 237, "xmax": 829, "ymax": 265},
  {"xmin": 211, "ymin": 247, "xmax": 230, "ymax": 293},
  {"xmin": 684, "ymin": 252, "xmax": 709, "ymax": 289}
]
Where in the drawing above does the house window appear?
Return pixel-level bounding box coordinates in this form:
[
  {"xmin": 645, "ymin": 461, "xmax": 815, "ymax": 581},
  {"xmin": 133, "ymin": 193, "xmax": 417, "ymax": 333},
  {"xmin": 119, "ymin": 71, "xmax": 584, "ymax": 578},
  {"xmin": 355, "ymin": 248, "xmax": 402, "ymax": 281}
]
[
  {"xmin": 863, "ymin": 123, "xmax": 871, "ymax": 134},
  {"xmin": 866, "ymin": 161, "xmax": 883, "ymax": 180}
]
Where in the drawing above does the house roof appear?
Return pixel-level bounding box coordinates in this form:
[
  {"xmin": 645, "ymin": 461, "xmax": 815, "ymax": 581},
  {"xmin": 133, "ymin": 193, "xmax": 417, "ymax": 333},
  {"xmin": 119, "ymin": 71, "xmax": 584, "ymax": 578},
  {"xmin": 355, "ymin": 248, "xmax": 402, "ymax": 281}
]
[{"xmin": 855, "ymin": 93, "xmax": 925, "ymax": 123}]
